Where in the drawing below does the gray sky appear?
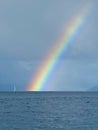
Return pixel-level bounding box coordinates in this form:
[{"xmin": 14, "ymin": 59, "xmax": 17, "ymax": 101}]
[{"xmin": 0, "ymin": 0, "xmax": 97, "ymax": 91}]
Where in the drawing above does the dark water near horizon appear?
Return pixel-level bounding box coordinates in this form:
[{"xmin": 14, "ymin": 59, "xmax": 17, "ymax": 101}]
[{"xmin": 0, "ymin": 92, "xmax": 98, "ymax": 130}]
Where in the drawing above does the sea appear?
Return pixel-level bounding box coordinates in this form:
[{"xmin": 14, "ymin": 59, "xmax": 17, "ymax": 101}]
[{"xmin": 0, "ymin": 92, "xmax": 98, "ymax": 130}]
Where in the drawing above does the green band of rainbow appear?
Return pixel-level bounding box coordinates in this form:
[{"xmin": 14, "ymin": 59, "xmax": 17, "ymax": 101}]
[{"xmin": 27, "ymin": 3, "xmax": 92, "ymax": 91}]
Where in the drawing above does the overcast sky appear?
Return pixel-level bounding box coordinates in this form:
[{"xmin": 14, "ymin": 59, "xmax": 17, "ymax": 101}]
[{"xmin": 0, "ymin": 0, "xmax": 97, "ymax": 91}]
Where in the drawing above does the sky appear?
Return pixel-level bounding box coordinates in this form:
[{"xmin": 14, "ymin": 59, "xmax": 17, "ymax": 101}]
[{"xmin": 0, "ymin": 0, "xmax": 97, "ymax": 91}]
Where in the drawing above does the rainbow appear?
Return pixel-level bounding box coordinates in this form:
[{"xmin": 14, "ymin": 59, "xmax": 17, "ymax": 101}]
[{"xmin": 27, "ymin": 2, "xmax": 92, "ymax": 91}]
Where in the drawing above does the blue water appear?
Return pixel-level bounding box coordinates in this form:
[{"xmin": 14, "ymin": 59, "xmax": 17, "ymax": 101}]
[{"xmin": 0, "ymin": 92, "xmax": 98, "ymax": 130}]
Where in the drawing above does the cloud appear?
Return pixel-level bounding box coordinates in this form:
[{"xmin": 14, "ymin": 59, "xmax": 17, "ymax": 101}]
[
  {"xmin": 45, "ymin": 59, "xmax": 98, "ymax": 91},
  {"xmin": 18, "ymin": 61, "xmax": 32, "ymax": 71},
  {"xmin": 0, "ymin": 0, "xmax": 96, "ymax": 61},
  {"xmin": 0, "ymin": 0, "xmax": 97, "ymax": 90}
]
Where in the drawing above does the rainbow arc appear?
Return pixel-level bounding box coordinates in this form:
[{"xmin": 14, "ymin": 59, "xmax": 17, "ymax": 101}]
[{"xmin": 27, "ymin": 3, "xmax": 92, "ymax": 91}]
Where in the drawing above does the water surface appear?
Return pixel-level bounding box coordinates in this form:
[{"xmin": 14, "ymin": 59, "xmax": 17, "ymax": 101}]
[{"xmin": 0, "ymin": 92, "xmax": 98, "ymax": 130}]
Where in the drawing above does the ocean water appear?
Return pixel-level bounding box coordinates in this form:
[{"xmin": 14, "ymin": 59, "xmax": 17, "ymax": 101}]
[{"xmin": 0, "ymin": 92, "xmax": 98, "ymax": 130}]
